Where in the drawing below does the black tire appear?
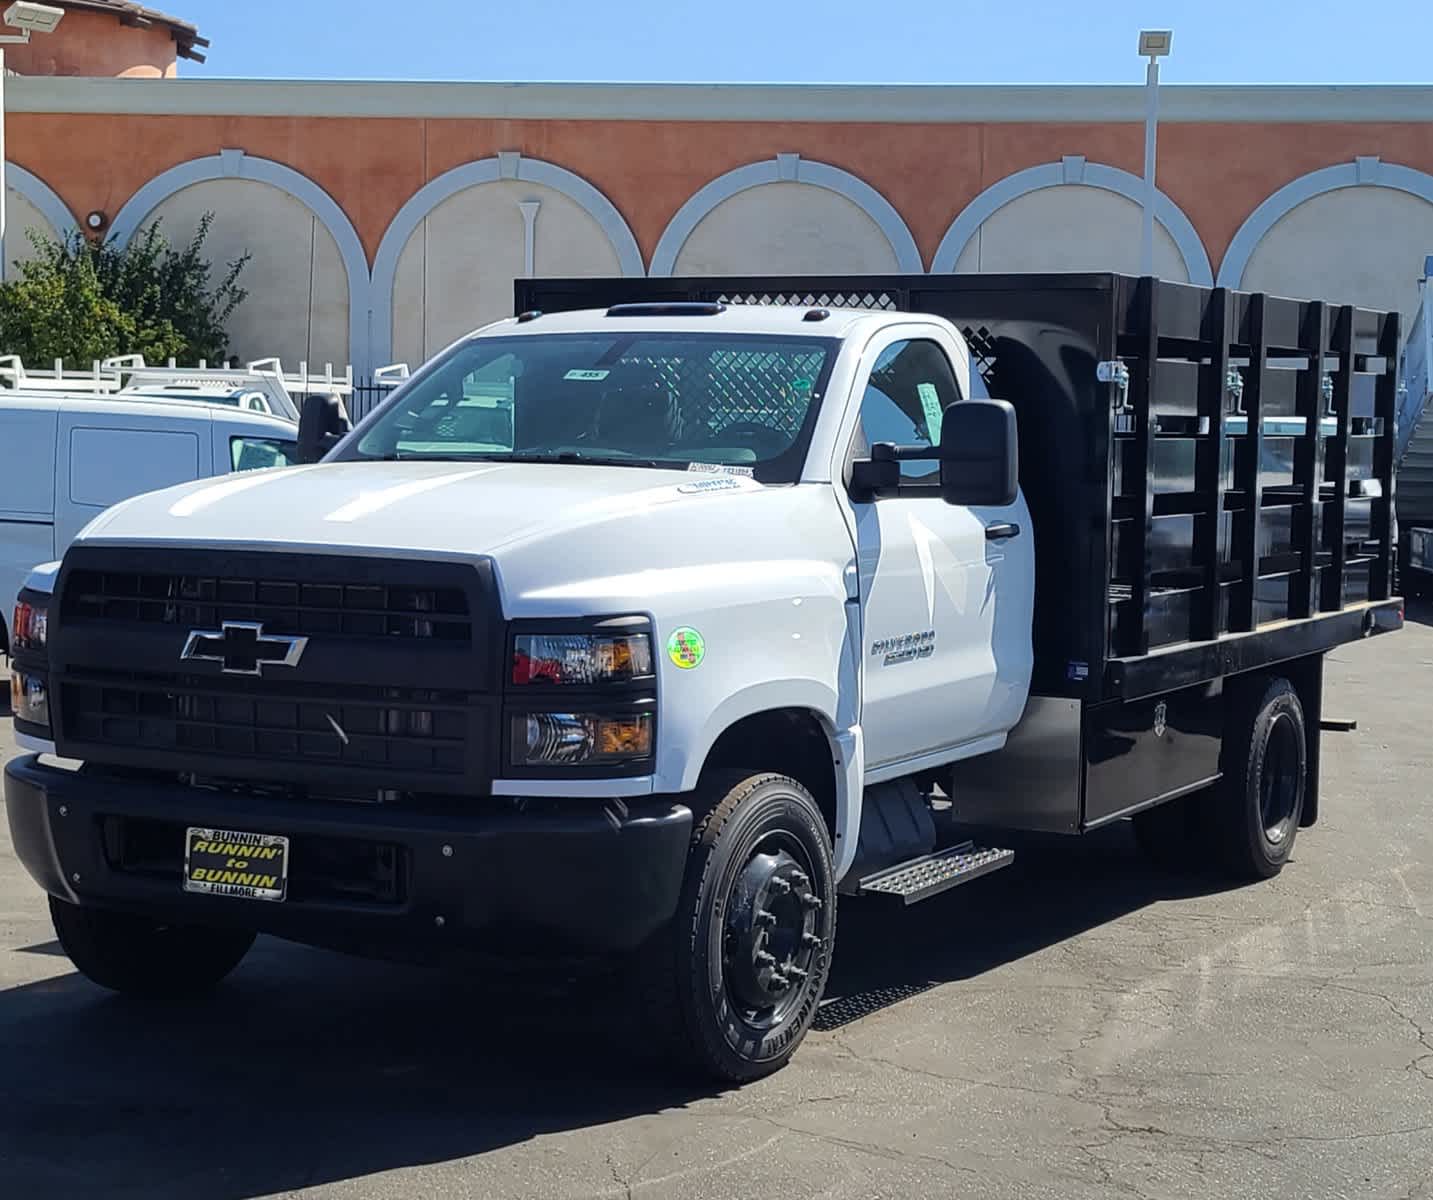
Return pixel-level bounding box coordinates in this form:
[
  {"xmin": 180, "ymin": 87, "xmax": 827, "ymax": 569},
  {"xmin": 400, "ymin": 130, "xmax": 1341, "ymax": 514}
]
[
  {"xmin": 1130, "ymin": 788, "xmax": 1212, "ymax": 871},
  {"xmin": 643, "ymin": 771, "xmax": 836, "ymax": 1083},
  {"xmin": 50, "ymin": 897, "xmax": 255, "ymax": 997},
  {"xmin": 1212, "ymin": 677, "xmax": 1307, "ymax": 881}
]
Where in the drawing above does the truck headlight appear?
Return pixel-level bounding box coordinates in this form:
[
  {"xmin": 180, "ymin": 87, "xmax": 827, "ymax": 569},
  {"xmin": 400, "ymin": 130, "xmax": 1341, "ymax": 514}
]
[
  {"xmin": 10, "ymin": 670, "xmax": 49, "ymax": 728},
  {"xmin": 511, "ymin": 631, "xmax": 653, "ymax": 686},
  {"xmin": 11, "ymin": 598, "xmax": 48, "ymax": 651},
  {"xmin": 9, "ymin": 595, "xmax": 50, "ymax": 731},
  {"xmin": 510, "ymin": 711, "xmax": 653, "ymax": 767}
]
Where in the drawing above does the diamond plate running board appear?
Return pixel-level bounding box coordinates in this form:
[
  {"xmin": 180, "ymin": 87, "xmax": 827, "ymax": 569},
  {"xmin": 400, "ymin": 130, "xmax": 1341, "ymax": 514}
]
[{"xmin": 857, "ymin": 840, "xmax": 1014, "ymax": 905}]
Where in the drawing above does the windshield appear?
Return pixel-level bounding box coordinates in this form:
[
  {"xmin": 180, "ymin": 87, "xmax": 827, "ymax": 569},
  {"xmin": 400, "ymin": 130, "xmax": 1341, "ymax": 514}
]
[{"xmin": 343, "ymin": 331, "xmax": 837, "ymax": 483}]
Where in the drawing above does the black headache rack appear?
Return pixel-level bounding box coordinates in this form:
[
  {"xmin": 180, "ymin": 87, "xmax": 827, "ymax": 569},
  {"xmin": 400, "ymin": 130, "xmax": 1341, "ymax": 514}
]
[{"xmin": 517, "ymin": 273, "xmax": 1403, "ymax": 702}]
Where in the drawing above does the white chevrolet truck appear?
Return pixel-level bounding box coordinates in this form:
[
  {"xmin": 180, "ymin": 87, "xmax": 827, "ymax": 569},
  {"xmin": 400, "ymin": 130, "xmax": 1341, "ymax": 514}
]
[{"xmin": 6, "ymin": 273, "xmax": 1404, "ymax": 1081}]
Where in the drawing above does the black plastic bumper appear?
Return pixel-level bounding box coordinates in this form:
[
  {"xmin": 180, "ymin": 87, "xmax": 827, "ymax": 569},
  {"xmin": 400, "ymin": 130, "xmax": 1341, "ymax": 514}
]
[{"xmin": 4, "ymin": 756, "xmax": 692, "ymax": 958}]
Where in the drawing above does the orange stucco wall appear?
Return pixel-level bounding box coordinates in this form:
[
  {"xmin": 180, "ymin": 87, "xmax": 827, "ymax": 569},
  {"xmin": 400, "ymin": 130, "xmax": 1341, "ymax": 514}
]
[
  {"xmin": 8, "ymin": 110, "xmax": 1433, "ymax": 270},
  {"xmin": 3, "ymin": 9, "xmax": 178, "ymax": 78}
]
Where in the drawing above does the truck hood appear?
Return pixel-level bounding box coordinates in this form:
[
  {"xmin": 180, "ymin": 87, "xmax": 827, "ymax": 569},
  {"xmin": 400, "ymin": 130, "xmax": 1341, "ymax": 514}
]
[{"xmin": 77, "ymin": 461, "xmax": 849, "ymax": 615}]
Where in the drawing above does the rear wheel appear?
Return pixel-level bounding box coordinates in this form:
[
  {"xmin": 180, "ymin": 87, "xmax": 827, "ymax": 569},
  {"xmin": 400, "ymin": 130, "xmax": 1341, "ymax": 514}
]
[
  {"xmin": 645, "ymin": 771, "xmax": 836, "ymax": 1083},
  {"xmin": 50, "ymin": 897, "xmax": 255, "ymax": 997},
  {"xmin": 1212, "ymin": 677, "xmax": 1307, "ymax": 880}
]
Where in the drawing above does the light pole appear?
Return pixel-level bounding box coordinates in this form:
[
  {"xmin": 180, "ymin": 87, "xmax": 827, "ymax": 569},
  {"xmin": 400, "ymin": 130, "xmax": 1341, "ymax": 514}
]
[
  {"xmin": 0, "ymin": 2, "xmax": 65, "ymax": 280},
  {"xmin": 1137, "ymin": 29, "xmax": 1171, "ymax": 278}
]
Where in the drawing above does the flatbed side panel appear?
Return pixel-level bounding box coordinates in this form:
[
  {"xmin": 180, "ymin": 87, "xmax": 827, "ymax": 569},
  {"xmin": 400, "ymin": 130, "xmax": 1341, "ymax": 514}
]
[
  {"xmin": 947, "ymin": 696, "xmax": 1082, "ymax": 834},
  {"xmin": 1081, "ymin": 678, "xmax": 1224, "ymax": 828},
  {"xmin": 1106, "ymin": 598, "xmax": 1402, "ymax": 700}
]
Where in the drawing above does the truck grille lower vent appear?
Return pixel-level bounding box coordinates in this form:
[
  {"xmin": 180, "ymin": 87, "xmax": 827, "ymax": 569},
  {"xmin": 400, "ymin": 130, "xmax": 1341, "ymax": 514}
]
[{"xmin": 63, "ymin": 674, "xmax": 469, "ymax": 776}]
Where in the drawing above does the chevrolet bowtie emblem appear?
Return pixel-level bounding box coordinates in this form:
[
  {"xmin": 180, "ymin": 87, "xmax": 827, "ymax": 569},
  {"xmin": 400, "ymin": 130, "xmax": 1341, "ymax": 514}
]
[{"xmin": 180, "ymin": 621, "xmax": 308, "ymax": 677}]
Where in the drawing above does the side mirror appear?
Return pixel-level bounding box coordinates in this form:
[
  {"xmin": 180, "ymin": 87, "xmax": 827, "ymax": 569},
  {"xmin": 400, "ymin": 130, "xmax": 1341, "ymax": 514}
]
[
  {"xmin": 938, "ymin": 399, "xmax": 1018, "ymax": 507},
  {"xmin": 297, "ymin": 393, "xmax": 353, "ymax": 464}
]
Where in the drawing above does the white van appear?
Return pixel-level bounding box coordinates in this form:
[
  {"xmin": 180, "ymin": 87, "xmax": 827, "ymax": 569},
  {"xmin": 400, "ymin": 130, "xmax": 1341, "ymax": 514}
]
[{"xmin": 0, "ymin": 392, "xmax": 297, "ymax": 653}]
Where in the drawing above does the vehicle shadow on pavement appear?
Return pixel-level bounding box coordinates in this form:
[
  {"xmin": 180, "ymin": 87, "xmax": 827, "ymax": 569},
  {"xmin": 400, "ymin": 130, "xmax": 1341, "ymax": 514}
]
[
  {"xmin": 818, "ymin": 821, "xmax": 1237, "ymax": 1028},
  {"xmin": 0, "ymin": 823, "xmax": 1237, "ymax": 1199}
]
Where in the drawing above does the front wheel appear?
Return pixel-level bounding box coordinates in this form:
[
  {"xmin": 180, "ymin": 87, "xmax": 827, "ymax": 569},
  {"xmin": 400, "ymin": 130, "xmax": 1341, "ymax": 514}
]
[
  {"xmin": 50, "ymin": 897, "xmax": 256, "ymax": 997},
  {"xmin": 653, "ymin": 771, "xmax": 836, "ymax": 1083}
]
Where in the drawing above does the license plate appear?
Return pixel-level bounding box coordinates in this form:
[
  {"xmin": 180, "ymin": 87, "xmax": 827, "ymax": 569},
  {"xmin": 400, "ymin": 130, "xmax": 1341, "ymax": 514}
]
[{"xmin": 184, "ymin": 827, "xmax": 289, "ymax": 902}]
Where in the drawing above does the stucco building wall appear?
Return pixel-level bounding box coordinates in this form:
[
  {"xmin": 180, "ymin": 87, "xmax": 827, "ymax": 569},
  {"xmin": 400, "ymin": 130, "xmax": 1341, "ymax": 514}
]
[{"xmin": 4, "ymin": 79, "xmax": 1432, "ymax": 372}]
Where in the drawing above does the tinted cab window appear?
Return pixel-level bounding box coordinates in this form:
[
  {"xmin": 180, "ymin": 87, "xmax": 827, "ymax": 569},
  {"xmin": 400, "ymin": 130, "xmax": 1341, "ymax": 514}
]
[{"xmin": 856, "ymin": 339, "xmax": 962, "ymax": 483}]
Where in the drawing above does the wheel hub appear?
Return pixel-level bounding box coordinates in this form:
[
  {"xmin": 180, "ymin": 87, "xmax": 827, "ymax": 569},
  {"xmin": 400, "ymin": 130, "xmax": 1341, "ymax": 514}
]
[
  {"xmin": 1260, "ymin": 712, "xmax": 1302, "ymax": 844},
  {"xmin": 724, "ymin": 847, "xmax": 822, "ymax": 1016}
]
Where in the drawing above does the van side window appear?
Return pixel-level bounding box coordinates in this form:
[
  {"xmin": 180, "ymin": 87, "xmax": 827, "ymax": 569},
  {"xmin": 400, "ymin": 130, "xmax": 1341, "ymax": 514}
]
[
  {"xmin": 231, "ymin": 437, "xmax": 299, "ymax": 472},
  {"xmin": 857, "ymin": 339, "xmax": 962, "ymax": 483}
]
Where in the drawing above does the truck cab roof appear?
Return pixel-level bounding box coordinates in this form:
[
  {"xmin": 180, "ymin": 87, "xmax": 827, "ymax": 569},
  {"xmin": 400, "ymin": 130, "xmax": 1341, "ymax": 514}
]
[{"xmin": 478, "ymin": 303, "xmax": 909, "ymax": 341}]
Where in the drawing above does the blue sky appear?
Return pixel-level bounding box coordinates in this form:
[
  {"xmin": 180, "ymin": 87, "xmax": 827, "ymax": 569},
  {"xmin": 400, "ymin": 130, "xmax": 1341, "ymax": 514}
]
[{"xmin": 180, "ymin": 0, "xmax": 1429, "ymax": 84}]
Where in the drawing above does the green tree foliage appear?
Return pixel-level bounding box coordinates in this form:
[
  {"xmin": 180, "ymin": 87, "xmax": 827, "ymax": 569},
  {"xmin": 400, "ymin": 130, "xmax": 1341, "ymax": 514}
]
[{"xmin": 0, "ymin": 214, "xmax": 249, "ymax": 369}]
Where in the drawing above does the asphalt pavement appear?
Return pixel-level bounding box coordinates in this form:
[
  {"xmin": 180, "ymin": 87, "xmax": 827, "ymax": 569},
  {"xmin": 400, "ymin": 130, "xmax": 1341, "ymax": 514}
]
[{"xmin": 1, "ymin": 612, "xmax": 1430, "ymax": 1199}]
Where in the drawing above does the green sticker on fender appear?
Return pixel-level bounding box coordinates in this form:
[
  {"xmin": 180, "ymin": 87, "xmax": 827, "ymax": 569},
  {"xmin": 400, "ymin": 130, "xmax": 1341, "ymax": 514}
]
[{"xmin": 667, "ymin": 627, "xmax": 706, "ymax": 669}]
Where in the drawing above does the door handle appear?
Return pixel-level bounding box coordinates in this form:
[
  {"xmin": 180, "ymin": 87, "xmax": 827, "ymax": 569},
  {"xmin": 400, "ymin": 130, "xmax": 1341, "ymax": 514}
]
[{"xmin": 985, "ymin": 522, "xmax": 1021, "ymax": 541}]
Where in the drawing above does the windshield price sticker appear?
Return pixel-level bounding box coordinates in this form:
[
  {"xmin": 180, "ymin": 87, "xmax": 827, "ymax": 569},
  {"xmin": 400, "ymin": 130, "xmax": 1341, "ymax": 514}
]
[
  {"xmin": 564, "ymin": 369, "xmax": 610, "ymax": 381},
  {"xmin": 917, "ymin": 382, "xmax": 944, "ymax": 442},
  {"xmin": 687, "ymin": 462, "xmax": 756, "ymax": 478}
]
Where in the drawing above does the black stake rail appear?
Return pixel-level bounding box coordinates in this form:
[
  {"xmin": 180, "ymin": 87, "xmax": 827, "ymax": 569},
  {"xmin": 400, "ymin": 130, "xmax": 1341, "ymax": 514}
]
[
  {"xmin": 1193, "ymin": 287, "xmax": 1233, "ymax": 641},
  {"xmin": 1294, "ymin": 300, "xmax": 1328, "ymax": 620},
  {"xmin": 1231, "ymin": 292, "xmax": 1268, "ymax": 633},
  {"xmin": 1372, "ymin": 314, "xmax": 1399, "ymax": 599},
  {"xmin": 1323, "ymin": 307, "xmax": 1355, "ymax": 614},
  {"xmin": 1128, "ymin": 279, "xmax": 1159, "ymax": 657},
  {"xmin": 514, "ymin": 273, "xmax": 1402, "ymax": 701}
]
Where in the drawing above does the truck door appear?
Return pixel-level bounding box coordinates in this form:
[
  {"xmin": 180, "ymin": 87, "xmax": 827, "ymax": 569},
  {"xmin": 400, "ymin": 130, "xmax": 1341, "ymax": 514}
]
[{"xmin": 848, "ymin": 334, "xmax": 1034, "ymax": 776}]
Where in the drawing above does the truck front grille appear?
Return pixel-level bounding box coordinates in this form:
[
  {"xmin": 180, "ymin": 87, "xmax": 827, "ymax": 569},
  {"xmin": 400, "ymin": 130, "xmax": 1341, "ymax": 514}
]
[
  {"xmin": 50, "ymin": 548, "xmax": 500, "ymax": 794},
  {"xmin": 62, "ymin": 569, "xmax": 471, "ymax": 644}
]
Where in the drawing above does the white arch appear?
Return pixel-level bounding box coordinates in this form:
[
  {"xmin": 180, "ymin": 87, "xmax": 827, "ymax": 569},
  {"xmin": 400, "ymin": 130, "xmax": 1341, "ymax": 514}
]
[
  {"xmin": 370, "ymin": 152, "xmax": 644, "ymax": 368},
  {"xmin": 5, "ymin": 162, "xmax": 79, "ymax": 242},
  {"xmin": 109, "ymin": 149, "xmax": 372, "ymax": 371},
  {"xmin": 931, "ymin": 156, "xmax": 1214, "ymax": 285},
  {"xmin": 649, "ymin": 154, "xmax": 923, "ymax": 276},
  {"xmin": 1217, "ymin": 156, "xmax": 1433, "ymax": 288}
]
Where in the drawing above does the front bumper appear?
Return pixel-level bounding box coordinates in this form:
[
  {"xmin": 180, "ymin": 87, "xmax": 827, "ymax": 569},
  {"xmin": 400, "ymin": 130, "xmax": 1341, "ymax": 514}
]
[{"xmin": 4, "ymin": 755, "xmax": 692, "ymax": 958}]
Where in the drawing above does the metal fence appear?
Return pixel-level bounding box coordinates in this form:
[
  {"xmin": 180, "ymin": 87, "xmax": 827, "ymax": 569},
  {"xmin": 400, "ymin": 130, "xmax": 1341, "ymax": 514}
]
[{"xmin": 348, "ymin": 381, "xmax": 392, "ymax": 422}]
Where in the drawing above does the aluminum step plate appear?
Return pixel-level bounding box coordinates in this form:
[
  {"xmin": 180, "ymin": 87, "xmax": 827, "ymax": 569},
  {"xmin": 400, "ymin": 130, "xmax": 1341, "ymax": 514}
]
[{"xmin": 858, "ymin": 842, "xmax": 1015, "ymax": 906}]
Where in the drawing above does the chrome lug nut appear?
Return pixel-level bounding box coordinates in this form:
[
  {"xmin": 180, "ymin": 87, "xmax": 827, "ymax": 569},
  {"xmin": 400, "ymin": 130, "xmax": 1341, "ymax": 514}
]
[{"xmin": 754, "ymin": 909, "xmax": 777, "ymax": 927}]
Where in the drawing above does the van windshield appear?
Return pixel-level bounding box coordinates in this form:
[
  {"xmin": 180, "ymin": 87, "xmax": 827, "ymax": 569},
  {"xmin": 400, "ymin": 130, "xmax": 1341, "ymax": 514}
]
[{"xmin": 344, "ymin": 332, "xmax": 837, "ymax": 483}]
